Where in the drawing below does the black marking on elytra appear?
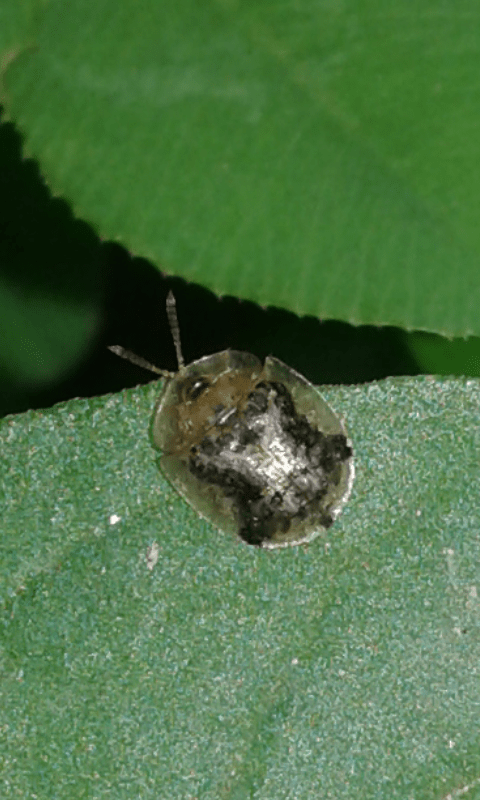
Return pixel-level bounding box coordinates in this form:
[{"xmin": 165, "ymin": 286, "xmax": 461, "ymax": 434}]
[{"xmin": 188, "ymin": 379, "xmax": 350, "ymax": 546}]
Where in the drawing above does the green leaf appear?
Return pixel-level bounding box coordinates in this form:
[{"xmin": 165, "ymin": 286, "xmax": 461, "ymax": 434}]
[
  {"xmin": 0, "ymin": 0, "xmax": 37, "ymax": 61},
  {"xmin": 2, "ymin": 377, "xmax": 480, "ymax": 797},
  {"xmin": 406, "ymin": 331, "xmax": 480, "ymax": 378},
  {"xmin": 3, "ymin": 1, "xmax": 480, "ymax": 336}
]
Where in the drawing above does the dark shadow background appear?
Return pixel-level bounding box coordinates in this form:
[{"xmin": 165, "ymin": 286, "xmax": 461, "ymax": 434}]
[{"xmin": 0, "ymin": 110, "xmax": 469, "ymax": 418}]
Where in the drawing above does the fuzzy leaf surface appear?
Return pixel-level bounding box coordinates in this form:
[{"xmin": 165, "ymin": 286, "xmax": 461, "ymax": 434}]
[{"xmin": 1, "ymin": 377, "xmax": 480, "ymax": 798}]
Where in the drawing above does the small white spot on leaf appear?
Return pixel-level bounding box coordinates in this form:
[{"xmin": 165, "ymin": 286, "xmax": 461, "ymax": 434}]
[{"xmin": 146, "ymin": 541, "xmax": 160, "ymax": 571}]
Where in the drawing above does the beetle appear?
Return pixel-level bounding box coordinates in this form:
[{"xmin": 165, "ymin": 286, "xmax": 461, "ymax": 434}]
[{"xmin": 109, "ymin": 293, "xmax": 354, "ymax": 549}]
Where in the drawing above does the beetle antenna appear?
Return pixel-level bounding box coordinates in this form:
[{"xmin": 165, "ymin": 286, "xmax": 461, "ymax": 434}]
[
  {"xmin": 166, "ymin": 291, "xmax": 185, "ymax": 370},
  {"xmin": 107, "ymin": 346, "xmax": 174, "ymax": 379}
]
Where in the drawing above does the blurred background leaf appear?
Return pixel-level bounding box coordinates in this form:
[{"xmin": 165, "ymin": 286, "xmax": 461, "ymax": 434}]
[
  {"xmin": 2, "ymin": 0, "xmax": 480, "ymax": 340},
  {"xmin": 0, "ymin": 121, "xmax": 104, "ymax": 410},
  {"xmin": 1, "ymin": 377, "xmax": 480, "ymax": 798}
]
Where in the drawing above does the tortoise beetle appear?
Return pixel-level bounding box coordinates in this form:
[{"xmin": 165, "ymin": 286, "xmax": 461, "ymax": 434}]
[{"xmin": 109, "ymin": 293, "xmax": 354, "ymax": 549}]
